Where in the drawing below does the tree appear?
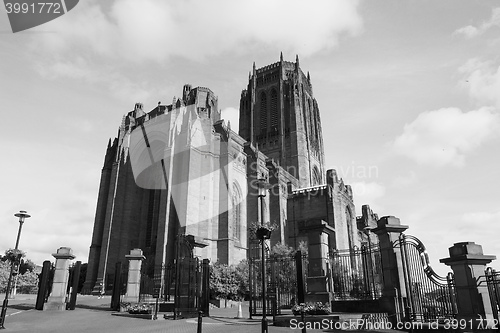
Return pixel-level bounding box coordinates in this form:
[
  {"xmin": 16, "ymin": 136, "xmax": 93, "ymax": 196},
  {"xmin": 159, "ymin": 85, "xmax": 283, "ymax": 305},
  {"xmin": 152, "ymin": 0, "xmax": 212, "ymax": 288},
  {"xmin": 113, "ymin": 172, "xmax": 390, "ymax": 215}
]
[
  {"xmin": 209, "ymin": 260, "xmax": 250, "ymax": 301},
  {"xmin": 0, "ymin": 249, "xmax": 39, "ymax": 294}
]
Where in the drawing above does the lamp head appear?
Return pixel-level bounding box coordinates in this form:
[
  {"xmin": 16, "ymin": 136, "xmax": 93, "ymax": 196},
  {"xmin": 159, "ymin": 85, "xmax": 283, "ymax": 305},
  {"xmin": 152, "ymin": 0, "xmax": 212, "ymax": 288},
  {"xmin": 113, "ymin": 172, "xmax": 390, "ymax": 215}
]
[{"xmin": 14, "ymin": 210, "xmax": 31, "ymax": 223}]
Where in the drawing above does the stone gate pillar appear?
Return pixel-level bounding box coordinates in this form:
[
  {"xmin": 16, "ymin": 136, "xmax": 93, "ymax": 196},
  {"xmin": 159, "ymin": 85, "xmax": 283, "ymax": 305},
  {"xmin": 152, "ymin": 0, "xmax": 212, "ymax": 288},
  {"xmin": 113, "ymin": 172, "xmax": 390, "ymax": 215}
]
[
  {"xmin": 122, "ymin": 248, "xmax": 145, "ymax": 304},
  {"xmin": 372, "ymin": 216, "xmax": 408, "ymax": 325},
  {"xmin": 440, "ymin": 242, "xmax": 496, "ymax": 328},
  {"xmin": 44, "ymin": 247, "xmax": 75, "ymax": 311},
  {"xmin": 304, "ymin": 219, "xmax": 334, "ymax": 304}
]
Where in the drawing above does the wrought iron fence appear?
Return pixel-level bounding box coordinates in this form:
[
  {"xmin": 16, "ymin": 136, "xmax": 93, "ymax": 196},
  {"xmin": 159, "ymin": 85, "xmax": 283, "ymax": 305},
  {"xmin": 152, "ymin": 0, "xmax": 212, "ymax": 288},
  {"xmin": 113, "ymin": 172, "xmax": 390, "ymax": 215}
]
[
  {"xmin": 396, "ymin": 234, "xmax": 457, "ymax": 322},
  {"xmin": 486, "ymin": 267, "xmax": 500, "ymax": 321},
  {"xmin": 249, "ymin": 249, "xmax": 307, "ymax": 317},
  {"xmin": 329, "ymin": 245, "xmax": 383, "ymax": 300}
]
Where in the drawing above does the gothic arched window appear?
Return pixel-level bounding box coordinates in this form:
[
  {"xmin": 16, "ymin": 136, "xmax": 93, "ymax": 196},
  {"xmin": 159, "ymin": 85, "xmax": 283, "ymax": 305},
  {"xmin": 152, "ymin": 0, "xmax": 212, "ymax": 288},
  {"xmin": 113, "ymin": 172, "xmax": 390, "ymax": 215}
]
[
  {"xmin": 312, "ymin": 166, "xmax": 321, "ymax": 186},
  {"xmin": 270, "ymin": 89, "xmax": 278, "ymax": 130},
  {"xmin": 260, "ymin": 92, "xmax": 267, "ymax": 134},
  {"xmin": 232, "ymin": 183, "xmax": 242, "ymax": 241}
]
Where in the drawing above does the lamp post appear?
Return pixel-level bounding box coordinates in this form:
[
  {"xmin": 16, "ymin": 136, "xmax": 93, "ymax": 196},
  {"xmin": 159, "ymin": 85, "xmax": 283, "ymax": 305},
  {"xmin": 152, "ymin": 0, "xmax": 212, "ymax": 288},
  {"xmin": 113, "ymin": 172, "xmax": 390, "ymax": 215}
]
[
  {"xmin": 0, "ymin": 210, "xmax": 30, "ymax": 330},
  {"xmin": 256, "ymin": 179, "xmax": 272, "ymax": 333}
]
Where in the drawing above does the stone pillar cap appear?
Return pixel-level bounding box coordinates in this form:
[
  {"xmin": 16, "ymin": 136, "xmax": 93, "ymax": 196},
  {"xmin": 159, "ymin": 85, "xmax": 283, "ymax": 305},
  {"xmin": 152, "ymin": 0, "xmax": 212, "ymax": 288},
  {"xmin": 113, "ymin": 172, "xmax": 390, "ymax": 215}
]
[
  {"xmin": 373, "ymin": 216, "xmax": 409, "ymax": 234},
  {"xmin": 52, "ymin": 247, "xmax": 76, "ymax": 260},
  {"xmin": 440, "ymin": 242, "xmax": 496, "ymax": 265},
  {"xmin": 125, "ymin": 248, "xmax": 146, "ymax": 260}
]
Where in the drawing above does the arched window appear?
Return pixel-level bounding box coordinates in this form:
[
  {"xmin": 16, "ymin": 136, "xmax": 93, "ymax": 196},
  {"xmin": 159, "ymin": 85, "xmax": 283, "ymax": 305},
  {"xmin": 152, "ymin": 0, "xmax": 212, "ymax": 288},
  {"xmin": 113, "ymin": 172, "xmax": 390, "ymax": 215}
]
[
  {"xmin": 312, "ymin": 166, "xmax": 321, "ymax": 186},
  {"xmin": 308, "ymin": 99, "xmax": 316, "ymax": 141},
  {"xmin": 232, "ymin": 183, "xmax": 242, "ymax": 241},
  {"xmin": 260, "ymin": 92, "xmax": 267, "ymax": 134},
  {"xmin": 345, "ymin": 207, "xmax": 354, "ymax": 251},
  {"xmin": 270, "ymin": 89, "xmax": 278, "ymax": 130}
]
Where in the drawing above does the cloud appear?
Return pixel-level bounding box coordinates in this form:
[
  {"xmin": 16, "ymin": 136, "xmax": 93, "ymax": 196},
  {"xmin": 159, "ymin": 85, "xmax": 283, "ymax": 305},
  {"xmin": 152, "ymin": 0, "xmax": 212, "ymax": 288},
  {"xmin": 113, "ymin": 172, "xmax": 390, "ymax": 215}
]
[
  {"xmin": 392, "ymin": 107, "xmax": 500, "ymax": 167},
  {"xmin": 33, "ymin": 0, "xmax": 363, "ymax": 62},
  {"xmin": 36, "ymin": 56, "xmax": 156, "ymax": 102},
  {"xmin": 392, "ymin": 171, "xmax": 417, "ymax": 188},
  {"xmin": 221, "ymin": 107, "xmax": 240, "ymax": 133},
  {"xmin": 350, "ymin": 181, "xmax": 385, "ymax": 215},
  {"xmin": 454, "ymin": 7, "xmax": 500, "ymax": 38},
  {"xmin": 459, "ymin": 59, "xmax": 500, "ymax": 108},
  {"xmin": 461, "ymin": 211, "xmax": 500, "ymax": 225}
]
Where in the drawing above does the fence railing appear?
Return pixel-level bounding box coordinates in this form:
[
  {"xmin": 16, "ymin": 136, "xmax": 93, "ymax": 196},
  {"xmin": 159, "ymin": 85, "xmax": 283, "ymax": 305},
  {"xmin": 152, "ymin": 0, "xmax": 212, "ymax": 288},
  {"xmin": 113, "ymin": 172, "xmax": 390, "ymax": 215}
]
[
  {"xmin": 329, "ymin": 245, "xmax": 383, "ymax": 300},
  {"xmin": 396, "ymin": 234, "xmax": 457, "ymax": 322},
  {"xmin": 249, "ymin": 251, "xmax": 307, "ymax": 317},
  {"xmin": 486, "ymin": 267, "xmax": 500, "ymax": 322}
]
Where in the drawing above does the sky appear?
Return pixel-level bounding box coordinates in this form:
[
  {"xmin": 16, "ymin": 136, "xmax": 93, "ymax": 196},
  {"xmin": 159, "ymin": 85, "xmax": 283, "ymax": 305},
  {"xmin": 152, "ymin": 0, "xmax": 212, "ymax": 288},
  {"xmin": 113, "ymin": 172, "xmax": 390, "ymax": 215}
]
[{"xmin": 0, "ymin": 0, "xmax": 499, "ymax": 275}]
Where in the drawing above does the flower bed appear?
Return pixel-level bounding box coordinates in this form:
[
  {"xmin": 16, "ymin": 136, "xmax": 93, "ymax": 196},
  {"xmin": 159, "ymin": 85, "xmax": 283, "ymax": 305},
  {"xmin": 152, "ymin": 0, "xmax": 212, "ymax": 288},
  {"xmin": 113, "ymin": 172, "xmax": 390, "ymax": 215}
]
[
  {"xmin": 120, "ymin": 302, "xmax": 153, "ymax": 314},
  {"xmin": 292, "ymin": 302, "xmax": 331, "ymax": 316}
]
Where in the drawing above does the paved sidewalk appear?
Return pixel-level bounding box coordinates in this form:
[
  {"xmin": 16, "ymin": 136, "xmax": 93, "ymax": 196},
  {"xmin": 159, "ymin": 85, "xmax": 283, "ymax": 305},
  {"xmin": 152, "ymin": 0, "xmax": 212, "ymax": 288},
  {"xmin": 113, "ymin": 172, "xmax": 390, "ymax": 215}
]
[{"xmin": 1, "ymin": 295, "xmax": 391, "ymax": 333}]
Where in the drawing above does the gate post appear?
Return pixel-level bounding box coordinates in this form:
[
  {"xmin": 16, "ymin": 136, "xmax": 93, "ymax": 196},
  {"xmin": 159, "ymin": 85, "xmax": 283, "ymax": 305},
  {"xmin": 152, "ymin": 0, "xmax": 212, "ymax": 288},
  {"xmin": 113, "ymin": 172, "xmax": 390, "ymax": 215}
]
[
  {"xmin": 440, "ymin": 242, "xmax": 496, "ymax": 328},
  {"xmin": 200, "ymin": 259, "xmax": 210, "ymax": 316},
  {"xmin": 372, "ymin": 216, "xmax": 408, "ymax": 325},
  {"xmin": 110, "ymin": 261, "xmax": 122, "ymax": 311},
  {"xmin": 67, "ymin": 261, "xmax": 81, "ymax": 310},
  {"xmin": 295, "ymin": 251, "xmax": 305, "ymax": 304},
  {"xmin": 43, "ymin": 247, "xmax": 75, "ymax": 311},
  {"xmin": 35, "ymin": 260, "xmax": 51, "ymax": 310},
  {"xmin": 122, "ymin": 248, "xmax": 146, "ymax": 304}
]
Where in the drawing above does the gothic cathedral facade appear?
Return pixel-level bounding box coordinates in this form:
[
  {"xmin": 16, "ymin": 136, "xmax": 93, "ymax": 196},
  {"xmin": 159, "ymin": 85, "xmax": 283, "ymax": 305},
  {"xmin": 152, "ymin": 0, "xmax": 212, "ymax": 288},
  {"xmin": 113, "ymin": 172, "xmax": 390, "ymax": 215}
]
[{"xmin": 83, "ymin": 55, "xmax": 367, "ymax": 292}]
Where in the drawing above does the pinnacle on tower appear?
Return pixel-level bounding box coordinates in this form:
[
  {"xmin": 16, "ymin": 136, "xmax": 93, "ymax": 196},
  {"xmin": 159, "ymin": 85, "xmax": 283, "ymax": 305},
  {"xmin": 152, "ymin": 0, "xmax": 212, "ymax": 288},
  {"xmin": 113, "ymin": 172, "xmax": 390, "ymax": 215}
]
[
  {"xmin": 280, "ymin": 52, "xmax": 283, "ymax": 62},
  {"xmin": 296, "ymin": 54, "xmax": 300, "ymax": 66}
]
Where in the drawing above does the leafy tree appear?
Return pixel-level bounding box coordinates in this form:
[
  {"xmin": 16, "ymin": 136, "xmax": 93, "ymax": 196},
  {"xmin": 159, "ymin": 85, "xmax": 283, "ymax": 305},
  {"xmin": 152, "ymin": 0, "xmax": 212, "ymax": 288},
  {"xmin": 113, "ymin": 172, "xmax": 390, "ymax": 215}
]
[
  {"xmin": 210, "ymin": 262, "xmax": 239, "ymax": 300},
  {"xmin": 0, "ymin": 249, "xmax": 39, "ymax": 294},
  {"xmin": 209, "ymin": 260, "xmax": 250, "ymax": 301}
]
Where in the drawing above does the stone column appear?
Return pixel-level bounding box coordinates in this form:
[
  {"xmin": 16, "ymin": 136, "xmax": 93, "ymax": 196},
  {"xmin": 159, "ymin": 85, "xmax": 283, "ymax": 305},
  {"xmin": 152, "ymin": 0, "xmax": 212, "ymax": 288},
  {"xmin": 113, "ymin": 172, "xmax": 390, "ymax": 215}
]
[
  {"xmin": 372, "ymin": 216, "xmax": 408, "ymax": 325},
  {"xmin": 440, "ymin": 242, "xmax": 496, "ymax": 328},
  {"xmin": 122, "ymin": 248, "xmax": 145, "ymax": 305},
  {"xmin": 304, "ymin": 219, "xmax": 334, "ymax": 304},
  {"xmin": 43, "ymin": 247, "xmax": 75, "ymax": 311}
]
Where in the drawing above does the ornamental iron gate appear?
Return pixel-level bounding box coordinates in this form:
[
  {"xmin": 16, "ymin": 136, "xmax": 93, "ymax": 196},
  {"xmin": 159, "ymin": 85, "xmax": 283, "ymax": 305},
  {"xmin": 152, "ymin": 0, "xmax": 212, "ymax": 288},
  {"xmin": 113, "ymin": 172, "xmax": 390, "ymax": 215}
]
[
  {"xmin": 485, "ymin": 267, "xmax": 500, "ymax": 322},
  {"xmin": 138, "ymin": 235, "xmax": 209, "ymax": 318},
  {"xmin": 249, "ymin": 244, "xmax": 307, "ymax": 317},
  {"xmin": 329, "ymin": 244, "xmax": 383, "ymax": 300},
  {"xmin": 396, "ymin": 234, "xmax": 457, "ymax": 322}
]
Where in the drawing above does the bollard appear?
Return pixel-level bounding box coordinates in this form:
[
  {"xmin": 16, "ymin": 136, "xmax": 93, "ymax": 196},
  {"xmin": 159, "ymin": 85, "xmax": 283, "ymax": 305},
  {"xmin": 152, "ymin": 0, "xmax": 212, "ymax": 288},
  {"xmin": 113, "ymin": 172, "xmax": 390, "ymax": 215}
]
[
  {"xmin": 197, "ymin": 311, "xmax": 203, "ymax": 333},
  {"xmin": 301, "ymin": 309, "xmax": 305, "ymax": 333}
]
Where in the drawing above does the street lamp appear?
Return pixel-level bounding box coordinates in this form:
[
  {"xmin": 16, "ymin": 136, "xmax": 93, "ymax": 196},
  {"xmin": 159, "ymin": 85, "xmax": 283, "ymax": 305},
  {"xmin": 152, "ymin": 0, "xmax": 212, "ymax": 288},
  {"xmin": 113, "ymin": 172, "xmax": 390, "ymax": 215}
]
[
  {"xmin": 255, "ymin": 178, "xmax": 272, "ymax": 333},
  {"xmin": 0, "ymin": 210, "xmax": 30, "ymax": 330}
]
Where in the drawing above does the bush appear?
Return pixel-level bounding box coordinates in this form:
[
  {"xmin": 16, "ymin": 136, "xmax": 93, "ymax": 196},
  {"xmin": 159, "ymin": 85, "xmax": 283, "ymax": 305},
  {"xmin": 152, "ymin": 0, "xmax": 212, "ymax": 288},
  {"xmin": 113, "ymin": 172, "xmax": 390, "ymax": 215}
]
[{"xmin": 209, "ymin": 260, "xmax": 249, "ymax": 301}]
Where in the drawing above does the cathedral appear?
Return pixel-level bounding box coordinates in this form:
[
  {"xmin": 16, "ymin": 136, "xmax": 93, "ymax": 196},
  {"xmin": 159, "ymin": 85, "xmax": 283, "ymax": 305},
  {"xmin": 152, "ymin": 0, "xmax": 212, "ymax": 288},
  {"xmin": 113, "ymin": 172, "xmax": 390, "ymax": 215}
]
[{"xmin": 83, "ymin": 55, "xmax": 373, "ymax": 292}]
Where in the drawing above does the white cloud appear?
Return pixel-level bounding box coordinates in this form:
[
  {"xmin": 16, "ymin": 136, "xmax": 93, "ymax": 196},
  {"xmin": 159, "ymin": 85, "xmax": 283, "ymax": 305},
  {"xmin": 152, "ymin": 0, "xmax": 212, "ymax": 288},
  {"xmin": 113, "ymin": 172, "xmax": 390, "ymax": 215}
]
[
  {"xmin": 459, "ymin": 59, "xmax": 500, "ymax": 108},
  {"xmin": 392, "ymin": 107, "xmax": 500, "ymax": 167},
  {"xmin": 221, "ymin": 107, "xmax": 239, "ymax": 133},
  {"xmin": 454, "ymin": 7, "xmax": 500, "ymax": 38},
  {"xmin": 392, "ymin": 171, "xmax": 417, "ymax": 188},
  {"xmin": 461, "ymin": 211, "xmax": 500, "ymax": 225},
  {"xmin": 350, "ymin": 181, "xmax": 385, "ymax": 215},
  {"xmin": 36, "ymin": 57, "xmax": 156, "ymax": 102},
  {"xmin": 34, "ymin": 0, "xmax": 363, "ymax": 62}
]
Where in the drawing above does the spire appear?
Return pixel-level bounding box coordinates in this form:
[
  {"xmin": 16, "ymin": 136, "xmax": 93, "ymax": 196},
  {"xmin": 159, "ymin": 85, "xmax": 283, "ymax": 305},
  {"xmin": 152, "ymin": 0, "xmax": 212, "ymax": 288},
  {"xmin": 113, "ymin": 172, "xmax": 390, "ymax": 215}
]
[
  {"xmin": 307, "ymin": 71, "xmax": 310, "ymax": 81},
  {"xmin": 249, "ymin": 71, "xmax": 251, "ymax": 80},
  {"xmin": 280, "ymin": 51, "xmax": 283, "ymax": 62},
  {"xmin": 296, "ymin": 54, "xmax": 300, "ymax": 67},
  {"xmin": 107, "ymin": 138, "xmax": 112, "ymax": 148}
]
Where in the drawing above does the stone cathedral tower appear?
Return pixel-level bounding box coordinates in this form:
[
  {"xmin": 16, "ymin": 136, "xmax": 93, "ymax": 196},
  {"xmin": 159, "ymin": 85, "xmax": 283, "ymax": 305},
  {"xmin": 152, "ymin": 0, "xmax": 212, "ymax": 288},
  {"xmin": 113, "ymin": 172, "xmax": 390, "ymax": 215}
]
[
  {"xmin": 239, "ymin": 53, "xmax": 326, "ymax": 188},
  {"xmin": 83, "ymin": 56, "xmax": 365, "ymax": 294}
]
